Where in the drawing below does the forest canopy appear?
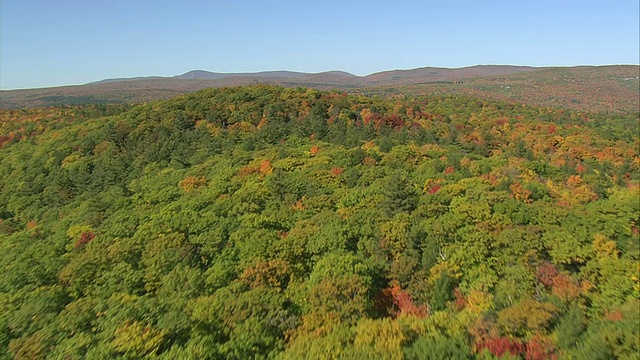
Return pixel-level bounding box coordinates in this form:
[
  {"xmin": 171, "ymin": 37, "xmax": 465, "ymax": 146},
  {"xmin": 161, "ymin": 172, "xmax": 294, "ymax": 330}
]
[{"xmin": 0, "ymin": 85, "xmax": 638, "ymax": 359}]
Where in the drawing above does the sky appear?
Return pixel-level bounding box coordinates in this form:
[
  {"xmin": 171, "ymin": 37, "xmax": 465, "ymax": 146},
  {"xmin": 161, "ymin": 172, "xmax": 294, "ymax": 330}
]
[{"xmin": 1, "ymin": 0, "xmax": 638, "ymax": 90}]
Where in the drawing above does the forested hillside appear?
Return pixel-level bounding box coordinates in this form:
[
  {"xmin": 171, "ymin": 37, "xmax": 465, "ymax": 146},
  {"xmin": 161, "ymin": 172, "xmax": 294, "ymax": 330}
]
[
  {"xmin": 0, "ymin": 86, "xmax": 638, "ymax": 359},
  {"xmin": 2, "ymin": 66, "xmax": 638, "ymax": 114}
]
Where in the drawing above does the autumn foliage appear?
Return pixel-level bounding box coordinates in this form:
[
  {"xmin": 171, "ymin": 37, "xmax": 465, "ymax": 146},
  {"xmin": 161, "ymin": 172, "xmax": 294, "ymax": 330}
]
[
  {"xmin": 381, "ymin": 282, "xmax": 428, "ymax": 318},
  {"xmin": 74, "ymin": 231, "xmax": 95, "ymax": 248},
  {"xmin": 477, "ymin": 337, "xmax": 525, "ymax": 358},
  {"xmin": 1, "ymin": 85, "xmax": 638, "ymax": 359},
  {"xmin": 179, "ymin": 175, "xmax": 207, "ymax": 192}
]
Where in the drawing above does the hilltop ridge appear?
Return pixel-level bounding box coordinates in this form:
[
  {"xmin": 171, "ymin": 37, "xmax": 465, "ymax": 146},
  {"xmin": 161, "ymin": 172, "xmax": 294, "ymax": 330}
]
[{"xmin": 1, "ymin": 65, "xmax": 638, "ymax": 112}]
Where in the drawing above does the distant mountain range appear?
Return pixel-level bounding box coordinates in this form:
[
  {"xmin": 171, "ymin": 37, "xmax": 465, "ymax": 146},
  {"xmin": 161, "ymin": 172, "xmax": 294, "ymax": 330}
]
[
  {"xmin": 90, "ymin": 65, "xmax": 537, "ymax": 86},
  {"xmin": 1, "ymin": 65, "xmax": 638, "ymax": 112},
  {"xmin": 92, "ymin": 70, "xmax": 314, "ymax": 84}
]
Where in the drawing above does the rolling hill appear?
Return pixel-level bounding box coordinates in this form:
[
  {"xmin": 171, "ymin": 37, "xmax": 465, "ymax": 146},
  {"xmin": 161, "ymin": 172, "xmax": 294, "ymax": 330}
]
[{"xmin": 1, "ymin": 65, "xmax": 638, "ymax": 113}]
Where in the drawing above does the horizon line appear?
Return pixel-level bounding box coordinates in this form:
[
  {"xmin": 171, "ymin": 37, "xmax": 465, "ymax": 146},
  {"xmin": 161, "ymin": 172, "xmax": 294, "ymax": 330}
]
[{"xmin": 1, "ymin": 63, "xmax": 638, "ymax": 91}]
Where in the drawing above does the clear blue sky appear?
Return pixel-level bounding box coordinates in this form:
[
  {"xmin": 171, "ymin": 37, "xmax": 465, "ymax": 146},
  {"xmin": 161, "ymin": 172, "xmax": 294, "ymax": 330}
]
[{"xmin": 1, "ymin": 0, "xmax": 638, "ymax": 89}]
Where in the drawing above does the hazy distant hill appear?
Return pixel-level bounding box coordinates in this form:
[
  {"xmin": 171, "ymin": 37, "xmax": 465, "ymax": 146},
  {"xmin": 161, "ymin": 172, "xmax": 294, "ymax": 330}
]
[
  {"xmin": 393, "ymin": 65, "xmax": 640, "ymax": 113},
  {"xmin": 1, "ymin": 65, "xmax": 638, "ymax": 112},
  {"xmin": 173, "ymin": 70, "xmax": 310, "ymax": 80},
  {"xmin": 90, "ymin": 70, "xmax": 310, "ymax": 84},
  {"xmin": 361, "ymin": 65, "xmax": 539, "ymax": 85}
]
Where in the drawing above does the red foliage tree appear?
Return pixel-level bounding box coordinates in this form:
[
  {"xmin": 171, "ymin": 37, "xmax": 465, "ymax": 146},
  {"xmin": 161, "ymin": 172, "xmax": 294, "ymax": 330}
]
[
  {"xmin": 525, "ymin": 335, "xmax": 557, "ymax": 360},
  {"xmin": 453, "ymin": 288, "xmax": 466, "ymax": 311},
  {"xmin": 331, "ymin": 167, "xmax": 344, "ymax": 176},
  {"xmin": 536, "ymin": 262, "xmax": 581, "ymax": 300},
  {"xmin": 380, "ymin": 282, "xmax": 428, "ymax": 318},
  {"xmin": 604, "ymin": 309, "xmax": 624, "ymax": 322},
  {"xmin": 380, "ymin": 115, "xmax": 404, "ymax": 129},
  {"xmin": 477, "ymin": 337, "xmax": 525, "ymax": 358},
  {"xmin": 536, "ymin": 262, "xmax": 558, "ymax": 287},
  {"xmin": 74, "ymin": 231, "xmax": 95, "ymax": 248}
]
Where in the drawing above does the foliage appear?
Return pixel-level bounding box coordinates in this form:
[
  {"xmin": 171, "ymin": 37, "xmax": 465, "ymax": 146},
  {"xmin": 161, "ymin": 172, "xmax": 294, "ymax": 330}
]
[{"xmin": 0, "ymin": 85, "xmax": 638, "ymax": 358}]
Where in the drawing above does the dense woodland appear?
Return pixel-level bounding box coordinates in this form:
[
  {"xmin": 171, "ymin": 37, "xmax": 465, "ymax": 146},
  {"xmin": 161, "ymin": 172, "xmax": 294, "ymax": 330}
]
[{"xmin": 0, "ymin": 86, "xmax": 638, "ymax": 359}]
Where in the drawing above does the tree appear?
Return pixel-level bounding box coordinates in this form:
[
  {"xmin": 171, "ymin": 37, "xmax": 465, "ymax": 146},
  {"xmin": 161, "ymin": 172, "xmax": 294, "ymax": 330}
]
[
  {"xmin": 381, "ymin": 171, "xmax": 417, "ymax": 216},
  {"xmin": 405, "ymin": 333, "xmax": 472, "ymax": 360}
]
